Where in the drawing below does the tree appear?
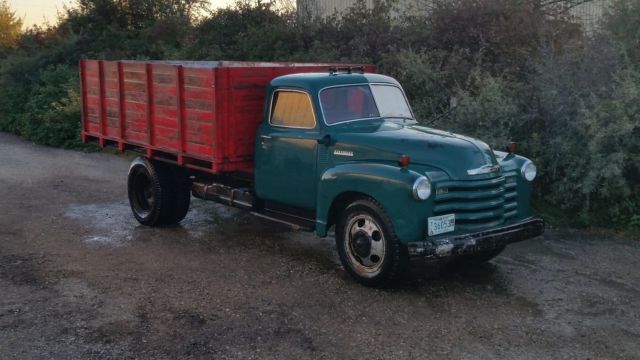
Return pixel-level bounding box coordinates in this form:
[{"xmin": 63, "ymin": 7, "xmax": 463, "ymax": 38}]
[{"xmin": 0, "ymin": 0, "xmax": 21, "ymax": 48}]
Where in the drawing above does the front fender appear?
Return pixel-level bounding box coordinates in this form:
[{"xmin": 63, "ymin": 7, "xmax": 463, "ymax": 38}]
[{"xmin": 316, "ymin": 163, "xmax": 434, "ymax": 243}]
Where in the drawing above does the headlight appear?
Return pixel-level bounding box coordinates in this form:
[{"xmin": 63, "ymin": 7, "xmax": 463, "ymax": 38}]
[
  {"xmin": 521, "ymin": 160, "xmax": 537, "ymax": 182},
  {"xmin": 412, "ymin": 176, "xmax": 432, "ymax": 200}
]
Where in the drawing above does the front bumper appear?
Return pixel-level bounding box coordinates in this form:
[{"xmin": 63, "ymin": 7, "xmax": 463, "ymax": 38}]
[{"xmin": 407, "ymin": 217, "xmax": 544, "ymax": 258}]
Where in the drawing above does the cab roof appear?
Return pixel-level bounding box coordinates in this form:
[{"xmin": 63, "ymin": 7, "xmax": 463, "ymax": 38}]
[{"xmin": 269, "ymin": 72, "xmax": 400, "ymax": 93}]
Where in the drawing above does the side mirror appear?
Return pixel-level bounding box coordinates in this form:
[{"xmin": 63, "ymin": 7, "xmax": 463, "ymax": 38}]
[{"xmin": 317, "ymin": 134, "xmax": 332, "ymax": 146}]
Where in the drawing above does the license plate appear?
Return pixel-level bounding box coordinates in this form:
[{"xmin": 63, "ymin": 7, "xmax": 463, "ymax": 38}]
[{"xmin": 428, "ymin": 214, "xmax": 455, "ymax": 236}]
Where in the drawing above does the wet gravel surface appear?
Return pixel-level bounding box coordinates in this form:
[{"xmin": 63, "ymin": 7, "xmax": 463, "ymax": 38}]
[{"xmin": 0, "ymin": 132, "xmax": 639, "ymax": 359}]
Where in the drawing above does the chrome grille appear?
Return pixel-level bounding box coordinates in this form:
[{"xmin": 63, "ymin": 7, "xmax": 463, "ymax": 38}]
[{"xmin": 434, "ymin": 173, "xmax": 519, "ymax": 232}]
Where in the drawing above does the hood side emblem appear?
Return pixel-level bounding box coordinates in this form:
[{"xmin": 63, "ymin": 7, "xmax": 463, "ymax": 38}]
[
  {"xmin": 467, "ymin": 164, "xmax": 501, "ymax": 176},
  {"xmin": 333, "ymin": 150, "xmax": 354, "ymax": 157}
]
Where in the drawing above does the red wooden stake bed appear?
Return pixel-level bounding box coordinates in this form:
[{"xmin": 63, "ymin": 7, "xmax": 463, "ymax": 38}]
[{"xmin": 80, "ymin": 60, "xmax": 374, "ymax": 174}]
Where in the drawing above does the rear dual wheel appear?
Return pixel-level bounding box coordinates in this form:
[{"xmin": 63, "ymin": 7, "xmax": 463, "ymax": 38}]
[{"xmin": 128, "ymin": 157, "xmax": 191, "ymax": 226}]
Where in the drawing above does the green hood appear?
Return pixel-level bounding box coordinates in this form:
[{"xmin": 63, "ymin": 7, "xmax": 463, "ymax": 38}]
[{"xmin": 330, "ymin": 120, "xmax": 500, "ymax": 180}]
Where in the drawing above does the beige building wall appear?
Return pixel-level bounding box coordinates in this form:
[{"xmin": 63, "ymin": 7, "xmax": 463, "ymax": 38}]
[
  {"xmin": 297, "ymin": 0, "xmax": 611, "ymax": 30},
  {"xmin": 296, "ymin": 0, "xmax": 423, "ymax": 18},
  {"xmin": 570, "ymin": 1, "xmax": 609, "ymax": 30}
]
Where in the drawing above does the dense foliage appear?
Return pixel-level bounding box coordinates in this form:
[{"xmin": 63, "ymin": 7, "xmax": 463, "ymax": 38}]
[{"xmin": 0, "ymin": 0, "xmax": 638, "ymax": 231}]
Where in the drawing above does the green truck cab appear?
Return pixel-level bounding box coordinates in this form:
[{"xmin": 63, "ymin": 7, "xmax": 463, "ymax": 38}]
[
  {"xmin": 115, "ymin": 65, "xmax": 543, "ymax": 287},
  {"xmin": 250, "ymin": 70, "xmax": 543, "ymax": 285}
]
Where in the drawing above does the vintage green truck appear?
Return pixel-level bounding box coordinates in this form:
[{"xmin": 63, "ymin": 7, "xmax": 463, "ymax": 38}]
[{"xmin": 81, "ymin": 60, "xmax": 544, "ymax": 286}]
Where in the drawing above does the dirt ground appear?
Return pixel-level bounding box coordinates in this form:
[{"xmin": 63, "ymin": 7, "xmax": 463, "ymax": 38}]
[{"xmin": 0, "ymin": 132, "xmax": 639, "ymax": 360}]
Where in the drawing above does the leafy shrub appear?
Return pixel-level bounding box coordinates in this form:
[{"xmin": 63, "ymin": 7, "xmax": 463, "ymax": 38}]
[
  {"xmin": 448, "ymin": 70, "xmax": 521, "ymax": 148},
  {"xmin": 16, "ymin": 65, "xmax": 83, "ymax": 148},
  {"xmin": 184, "ymin": 2, "xmax": 298, "ymax": 60},
  {"xmin": 580, "ymin": 69, "xmax": 640, "ymax": 226},
  {"xmin": 393, "ymin": 49, "xmax": 468, "ymax": 124}
]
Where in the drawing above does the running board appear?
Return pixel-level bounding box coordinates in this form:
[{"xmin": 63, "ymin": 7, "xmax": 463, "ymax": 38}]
[
  {"xmin": 192, "ymin": 181, "xmax": 315, "ymax": 231},
  {"xmin": 250, "ymin": 212, "xmax": 312, "ymax": 231},
  {"xmin": 192, "ymin": 182, "xmax": 253, "ymax": 210}
]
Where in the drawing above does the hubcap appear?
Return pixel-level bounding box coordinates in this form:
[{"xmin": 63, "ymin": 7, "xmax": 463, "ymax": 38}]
[
  {"xmin": 352, "ymin": 231, "xmax": 372, "ymax": 258},
  {"xmin": 133, "ymin": 172, "xmax": 154, "ymax": 213},
  {"xmin": 344, "ymin": 214, "xmax": 386, "ymax": 276}
]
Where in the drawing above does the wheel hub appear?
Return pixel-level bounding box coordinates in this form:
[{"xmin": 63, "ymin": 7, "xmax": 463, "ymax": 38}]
[
  {"xmin": 343, "ymin": 213, "xmax": 387, "ymax": 275},
  {"xmin": 352, "ymin": 231, "xmax": 372, "ymax": 258},
  {"xmin": 133, "ymin": 172, "xmax": 154, "ymax": 211}
]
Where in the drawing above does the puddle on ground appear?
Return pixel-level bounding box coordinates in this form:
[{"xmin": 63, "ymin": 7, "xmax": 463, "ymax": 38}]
[
  {"xmin": 63, "ymin": 199, "xmax": 229, "ymax": 247},
  {"xmin": 64, "ymin": 202, "xmax": 136, "ymax": 247},
  {"xmin": 83, "ymin": 236, "xmax": 124, "ymax": 246},
  {"xmin": 62, "ymin": 198, "xmax": 338, "ymax": 269}
]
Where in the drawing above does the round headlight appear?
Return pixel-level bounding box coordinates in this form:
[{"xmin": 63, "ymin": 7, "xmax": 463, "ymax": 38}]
[
  {"xmin": 521, "ymin": 160, "xmax": 537, "ymax": 182},
  {"xmin": 412, "ymin": 176, "xmax": 432, "ymax": 200}
]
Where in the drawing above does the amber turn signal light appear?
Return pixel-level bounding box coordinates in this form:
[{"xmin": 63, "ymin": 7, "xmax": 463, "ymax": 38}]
[{"xmin": 399, "ymin": 154, "xmax": 410, "ymax": 167}]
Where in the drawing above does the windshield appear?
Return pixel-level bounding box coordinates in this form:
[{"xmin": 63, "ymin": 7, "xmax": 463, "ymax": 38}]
[{"xmin": 320, "ymin": 84, "xmax": 413, "ymax": 125}]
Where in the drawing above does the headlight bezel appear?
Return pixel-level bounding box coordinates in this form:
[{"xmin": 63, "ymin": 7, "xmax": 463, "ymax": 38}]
[
  {"xmin": 521, "ymin": 160, "xmax": 537, "ymax": 182},
  {"xmin": 412, "ymin": 176, "xmax": 432, "ymax": 200}
]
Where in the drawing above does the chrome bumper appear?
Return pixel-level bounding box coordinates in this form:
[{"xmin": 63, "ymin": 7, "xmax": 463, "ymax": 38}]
[{"xmin": 407, "ymin": 217, "xmax": 544, "ymax": 258}]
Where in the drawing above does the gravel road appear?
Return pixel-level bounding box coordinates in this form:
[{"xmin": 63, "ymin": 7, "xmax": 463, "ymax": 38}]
[{"xmin": 0, "ymin": 132, "xmax": 639, "ymax": 359}]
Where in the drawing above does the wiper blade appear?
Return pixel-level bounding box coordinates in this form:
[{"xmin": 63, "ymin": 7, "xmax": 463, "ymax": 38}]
[
  {"xmin": 386, "ymin": 116, "xmax": 417, "ymax": 123},
  {"xmin": 385, "ymin": 115, "xmax": 414, "ymax": 120}
]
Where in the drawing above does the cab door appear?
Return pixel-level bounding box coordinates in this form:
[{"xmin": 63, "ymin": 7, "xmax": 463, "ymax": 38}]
[{"xmin": 254, "ymin": 89, "xmax": 319, "ymax": 209}]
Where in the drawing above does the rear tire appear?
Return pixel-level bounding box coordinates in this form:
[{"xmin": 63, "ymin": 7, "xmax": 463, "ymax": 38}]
[
  {"xmin": 335, "ymin": 198, "xmax": 407, "ymax": 287},
  {"xmin": 127, "ymin": 157, "xmax": 191, "ymax": 226},
  {"xmin": 165, "ymin": 166, "xmax": 191, "ymax": 224}
]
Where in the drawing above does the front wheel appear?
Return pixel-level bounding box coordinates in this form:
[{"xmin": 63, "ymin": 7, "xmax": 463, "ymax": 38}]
[{"xmin": 335, "ymin": 198, "xmax": 407, "ymax": 287}]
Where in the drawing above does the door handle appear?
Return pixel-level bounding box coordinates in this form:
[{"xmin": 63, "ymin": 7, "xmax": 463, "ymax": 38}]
[{"xmin": 260, "ymin": 134, "xmax": 272, "ymax": 149}]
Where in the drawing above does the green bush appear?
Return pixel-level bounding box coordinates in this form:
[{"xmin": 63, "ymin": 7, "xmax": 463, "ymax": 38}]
[
  {"xmin": 393, "ymin": 49, "xmax": 468, "ymax": 124},
  {"xmin": 448, "ymin": 70, "xmax": 520, "ymax": 148},
  {"xmin": 580, "ymin": 69, "xmax": 640, "ymax": 227},
  {"xmin": 16, "ymin": 65, "xmax": 83, "ymax": 148}
]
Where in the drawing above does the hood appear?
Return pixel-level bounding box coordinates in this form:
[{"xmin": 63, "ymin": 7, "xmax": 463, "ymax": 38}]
[{"xmin": 330, "ymin": 120, "xmax": 500, "ymax": 180}]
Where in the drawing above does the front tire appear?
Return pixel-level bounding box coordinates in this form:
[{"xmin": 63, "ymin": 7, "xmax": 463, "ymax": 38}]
[
  {"xmin": 127, "ymin": 157, "xmax": 190, "ymax": 226},
  {"xmin": 335, "ymin": 198, "xmax": 407, "ymax": 287}
]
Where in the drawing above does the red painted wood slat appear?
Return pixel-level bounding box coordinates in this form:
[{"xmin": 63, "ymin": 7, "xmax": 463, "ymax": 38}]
[
  {"xmin": 98, "ymin": 60, "xmax": 107, "ymax": 147},
  {"xmin": 145, "ymin": 64, "xmax": 154, "ymax": 147},
  {"xmin": 176, "ymin": 65, "xmax": 186, "ymax": 163}
]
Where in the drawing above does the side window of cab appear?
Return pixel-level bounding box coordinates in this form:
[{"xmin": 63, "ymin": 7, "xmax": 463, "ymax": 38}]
[{"xmin": 270, "ymin": 90, "xmax": 316, "ymax": 129}]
